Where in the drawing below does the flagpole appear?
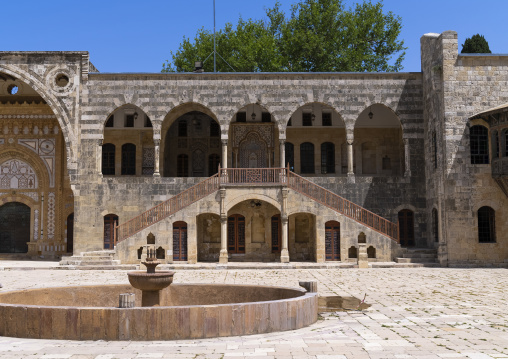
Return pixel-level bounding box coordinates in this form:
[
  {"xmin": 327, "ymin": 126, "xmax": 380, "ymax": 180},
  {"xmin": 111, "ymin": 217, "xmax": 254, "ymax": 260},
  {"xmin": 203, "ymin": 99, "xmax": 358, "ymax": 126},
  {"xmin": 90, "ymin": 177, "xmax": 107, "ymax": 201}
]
[{"xmin": 213, "ymin": 0, "xmax": 216, "ymax": 73}]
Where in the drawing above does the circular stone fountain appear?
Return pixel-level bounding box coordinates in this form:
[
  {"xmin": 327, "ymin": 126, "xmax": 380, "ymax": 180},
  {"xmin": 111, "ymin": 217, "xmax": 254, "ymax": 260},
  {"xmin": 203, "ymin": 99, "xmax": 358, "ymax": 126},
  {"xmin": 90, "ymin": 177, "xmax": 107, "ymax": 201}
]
[
  {"xmin": 127, "ymin": 249, "xmax": 174, "ymax": 307},
  {"xmin": 0, "ymin": 252, "xmax": 318, "ymax": 340}
]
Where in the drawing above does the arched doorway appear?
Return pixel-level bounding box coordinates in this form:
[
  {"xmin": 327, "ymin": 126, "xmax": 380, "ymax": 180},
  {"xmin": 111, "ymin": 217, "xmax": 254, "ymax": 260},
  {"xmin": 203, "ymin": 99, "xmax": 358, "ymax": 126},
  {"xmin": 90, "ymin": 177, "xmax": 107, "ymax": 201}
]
[
  {"xmin": 398, "ymin": 209, "xmax": 415, "ymax": 247},
  {"xmin": 325, "ymin": 221, "xmax": 340, "ymax": 261},
  {"xmin": 173, "ymin": 221, "xmax": 188, "ymax": 261},
  {"xmin": 228, "ymin": 214, "xmax": 245, "ymax": 253},
  {"xmin": 66, "ymin": 213, "xmax": 74, "ymax": 253},
  {"xmin": 0, "ymin": 202, "xmax": 30, "ymax": 253},
  {"xmin": 103, "ymin": 214, "xmax": 118, "ymax": 249}
]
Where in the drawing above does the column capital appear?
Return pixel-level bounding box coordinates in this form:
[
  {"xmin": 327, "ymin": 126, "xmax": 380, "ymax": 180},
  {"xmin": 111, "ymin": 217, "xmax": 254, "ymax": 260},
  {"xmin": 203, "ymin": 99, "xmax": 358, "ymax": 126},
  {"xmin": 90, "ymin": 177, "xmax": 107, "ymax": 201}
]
[
  {"xmin": 97, "ymin": 138, "xmax": 104, "ymax": 146},
  {"xmin": 154, "ymin": 139, "xmax": 160, "ymax": 147},
  {"xmin": 279, "ymin": 139, "xmax": 286, "ymax": 145},
  {"xmin": 221, "ymin": 139, "xmax": 228, "ymax": 146}
]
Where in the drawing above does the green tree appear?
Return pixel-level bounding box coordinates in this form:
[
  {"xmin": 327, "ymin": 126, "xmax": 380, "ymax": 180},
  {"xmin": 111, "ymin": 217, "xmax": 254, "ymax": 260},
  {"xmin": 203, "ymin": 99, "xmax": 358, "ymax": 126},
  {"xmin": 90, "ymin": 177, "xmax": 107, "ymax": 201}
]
[
  {"xmin": 162, "ymin": 0, "xmax": 406, "ymax": 73},
  {"xmin": 461, "ymin": 34, "xmax": 491, "ymax": 54}
]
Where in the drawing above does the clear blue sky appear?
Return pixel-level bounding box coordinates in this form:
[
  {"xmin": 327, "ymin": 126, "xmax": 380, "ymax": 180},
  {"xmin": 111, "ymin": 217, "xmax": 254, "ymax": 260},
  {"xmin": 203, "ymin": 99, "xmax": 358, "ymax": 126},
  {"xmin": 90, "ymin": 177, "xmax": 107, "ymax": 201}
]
[{"xmin": 2, "ymin": 0, "xmax": 507, "ymax": 73}]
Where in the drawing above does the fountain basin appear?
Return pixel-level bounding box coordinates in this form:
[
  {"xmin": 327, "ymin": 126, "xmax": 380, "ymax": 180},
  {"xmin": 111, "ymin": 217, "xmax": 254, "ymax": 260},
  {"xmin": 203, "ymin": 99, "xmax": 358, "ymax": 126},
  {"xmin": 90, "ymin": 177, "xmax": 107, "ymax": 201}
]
[
  {"xmin": 127, "ymin": 271, "xmax": 174, "ymax": 291},
  {"xmin": 0, "ymin": 283, "xmax": 317, "ymax": 341}
]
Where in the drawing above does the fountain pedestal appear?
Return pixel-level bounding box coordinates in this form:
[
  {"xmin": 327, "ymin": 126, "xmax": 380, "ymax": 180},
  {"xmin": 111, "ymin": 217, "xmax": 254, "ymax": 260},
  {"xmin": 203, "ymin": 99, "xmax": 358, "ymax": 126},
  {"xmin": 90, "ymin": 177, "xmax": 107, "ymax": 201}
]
[{"xmin": 127, "ymin": 251, "xmax": 174, "ymax": 307}]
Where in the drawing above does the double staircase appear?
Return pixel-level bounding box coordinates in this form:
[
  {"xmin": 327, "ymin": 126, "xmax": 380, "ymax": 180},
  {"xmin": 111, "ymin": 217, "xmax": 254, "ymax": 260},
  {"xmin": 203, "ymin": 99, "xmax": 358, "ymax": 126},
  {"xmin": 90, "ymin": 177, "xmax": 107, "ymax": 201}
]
[{"xmin": 115, "ymin": 167, "xmax": 399, "ymax": 245}]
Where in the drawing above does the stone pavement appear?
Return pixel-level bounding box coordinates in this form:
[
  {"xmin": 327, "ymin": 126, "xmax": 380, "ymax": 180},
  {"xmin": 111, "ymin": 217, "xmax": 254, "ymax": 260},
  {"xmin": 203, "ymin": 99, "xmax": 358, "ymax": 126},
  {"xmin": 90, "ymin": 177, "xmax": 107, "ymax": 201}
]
[{"xmin": 0, "ymin": 266, "xmax": 507, "ymax": 359}]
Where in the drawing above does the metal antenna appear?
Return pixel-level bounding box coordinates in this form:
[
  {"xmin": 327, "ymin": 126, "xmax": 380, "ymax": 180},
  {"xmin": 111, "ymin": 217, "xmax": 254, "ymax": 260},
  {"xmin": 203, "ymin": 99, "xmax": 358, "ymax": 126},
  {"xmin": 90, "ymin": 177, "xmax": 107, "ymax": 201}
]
[{"xmin": 214, "ymin": 0, "xmax": 216, "ymax": 73}]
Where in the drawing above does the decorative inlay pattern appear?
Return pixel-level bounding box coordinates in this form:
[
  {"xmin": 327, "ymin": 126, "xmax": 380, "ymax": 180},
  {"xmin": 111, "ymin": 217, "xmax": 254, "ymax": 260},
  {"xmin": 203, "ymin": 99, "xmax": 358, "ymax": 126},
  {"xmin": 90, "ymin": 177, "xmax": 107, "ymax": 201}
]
[
  {"xmin": 0, "ymin": 159, "xmax": 38, "ymax": 189},
  {"xmin": 47, "ymin": 192, "xmax": 55, "ymax": 239},
  {"xmin": 34, "ymin": 209, "xmax": 39, "ymax": 241},
  {"xmin": 232, "ymin": 124, "xmax": 274, "ymax": 148},
  {"xmin": 20, "ymin": 192, "xmax": 39, "ymax": 202},
  {"xmin": 18, "ymin": 138, "xmax": 56, "ymax": 187},
  {"xmin": 142, "ymin": 147, "xmax": 155, "ymax": 175}
]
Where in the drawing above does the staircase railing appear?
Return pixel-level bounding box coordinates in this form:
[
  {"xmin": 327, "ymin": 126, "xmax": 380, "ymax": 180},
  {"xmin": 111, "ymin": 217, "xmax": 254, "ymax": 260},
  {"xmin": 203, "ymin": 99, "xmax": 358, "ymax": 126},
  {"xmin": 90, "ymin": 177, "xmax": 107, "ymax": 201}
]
[
  {"xmin": 115, "ymin": 173, "xmax": 220, "ymax": 243},
  {"xmin": 115, "ymin": 166, "xmax": 398, "ymax": 244},
  {"xmin": 287, "ymin": 170, "xmax": 399, "ymax": 242}
]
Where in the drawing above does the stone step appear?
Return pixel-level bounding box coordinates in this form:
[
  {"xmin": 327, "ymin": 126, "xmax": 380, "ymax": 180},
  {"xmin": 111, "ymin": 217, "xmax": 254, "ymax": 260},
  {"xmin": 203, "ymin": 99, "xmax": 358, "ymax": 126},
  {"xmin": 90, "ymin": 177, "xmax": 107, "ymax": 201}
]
[
  {"xmin": 81, "ymin": 251, "xmax": 116, "ymax": 257},
  {"xmin": 402, "ymin": 253, "xmax": 437, "ymax": 259},
  {"xmin": 396, "ymin": 257, "xmax": 437, "ymax": 263}
]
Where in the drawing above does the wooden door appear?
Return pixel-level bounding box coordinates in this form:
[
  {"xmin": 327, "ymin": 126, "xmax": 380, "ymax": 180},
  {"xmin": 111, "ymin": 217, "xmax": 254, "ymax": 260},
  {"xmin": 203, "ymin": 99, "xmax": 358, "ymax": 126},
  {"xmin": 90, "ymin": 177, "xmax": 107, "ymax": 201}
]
[
  {"xmin": 173, "ymin": 221, "xmax": 188, "ymax": 261},
  {"xmin": 398, "ymin": 209, "xmax": 415, "ymax": 247},
  {"xmin": 67, "ymin": 213, "xmax": 74, "ymax": 253},
  {"xmin": 325, "ymin": 221, "xmax": 340, "ymax": 261},
  {"xmin": 104, "ymin": 214, "xmax": 118, "ymax": 249},
  {"xmin": 228, "ymin": 214, "xmax": 245, "ymax": 253},
  {"xmin": 0, "ymin": 202, "xmax": 30, "ymax": 253},
  {"xmin": 271, "ymin": 214, "xmax": 282, "ymax": 253}
]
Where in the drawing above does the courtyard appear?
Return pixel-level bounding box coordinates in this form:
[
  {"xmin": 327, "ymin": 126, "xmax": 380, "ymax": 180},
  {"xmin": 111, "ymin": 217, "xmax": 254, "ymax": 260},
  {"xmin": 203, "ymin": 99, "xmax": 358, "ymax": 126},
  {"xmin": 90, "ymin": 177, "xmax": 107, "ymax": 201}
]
[{"xmin": 0, "ymin": 264, "xmax": 507, "ymax": 358}]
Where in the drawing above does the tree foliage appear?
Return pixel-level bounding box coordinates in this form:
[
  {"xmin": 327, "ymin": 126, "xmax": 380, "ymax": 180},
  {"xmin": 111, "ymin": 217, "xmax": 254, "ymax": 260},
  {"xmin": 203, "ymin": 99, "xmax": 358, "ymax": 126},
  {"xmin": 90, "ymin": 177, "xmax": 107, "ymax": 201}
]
[
  {"xmin": 461, "ymin": 34, "xmax": 491, "ymax": 54},
  {"xmin": 162, "ymin": 0, "xmax": 406, "ymax": 73}
]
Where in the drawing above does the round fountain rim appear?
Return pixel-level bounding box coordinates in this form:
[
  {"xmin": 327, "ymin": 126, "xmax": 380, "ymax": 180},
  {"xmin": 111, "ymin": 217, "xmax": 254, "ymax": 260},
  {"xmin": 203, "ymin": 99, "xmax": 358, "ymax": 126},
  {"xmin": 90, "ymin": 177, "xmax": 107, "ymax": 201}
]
[{"xmin": 0, "ymin": 283, "xmax": 310, "ymax": 309}]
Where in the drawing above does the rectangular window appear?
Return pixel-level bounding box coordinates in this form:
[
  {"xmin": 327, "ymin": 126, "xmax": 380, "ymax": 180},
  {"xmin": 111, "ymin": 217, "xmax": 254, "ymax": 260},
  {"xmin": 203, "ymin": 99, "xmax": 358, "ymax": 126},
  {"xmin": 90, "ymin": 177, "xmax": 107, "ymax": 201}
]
[
  {"xmin": 236, "ymin": 112, "xmax": 246, "ymax": 122},
  {"xmin": 432, "ymin": 132, "xmax": 437, "ymax": 169},
  {"xmin": 105, "ymin": 115, "xmax": 114, "ymax": 127},
  {"xmin": 322, "ymin": 113, "xmax": 332, "ymax": 126},
  {"xmin": 178, "ymin": 120, "xmax": 187, "ymax": 137},
  {"xmin": 262, "ymin": 112, "xmax": 271, "ymax": 123},
  {"xmin": 125, "ymin": 115, "xmax": 134, "ymax": 128},
  {"xmin": 302, "ymin": 113, "xmax": 312, "ymax": 126},
  {"xmin": 287, "ymin": 118, "xmax": 292, "ymax": 126},
  {"xmin": 210, "ymin": 120, "xmax": 220, "ymax": 137},
  {"xmin": 145, "ymin": 116, "xmax": 152, "ymax": 128}
]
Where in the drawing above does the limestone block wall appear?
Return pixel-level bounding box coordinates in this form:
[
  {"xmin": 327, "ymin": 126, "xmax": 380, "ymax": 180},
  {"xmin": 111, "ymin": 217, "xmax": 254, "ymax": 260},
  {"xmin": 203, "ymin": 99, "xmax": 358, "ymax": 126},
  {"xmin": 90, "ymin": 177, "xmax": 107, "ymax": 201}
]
[
  {"xmin": 422, "ymin": 31, "xmax": 508, "ymax": 265},
  {"xmin": 74, "ymin": 71, "xmax": 424, "ymax": 254}
]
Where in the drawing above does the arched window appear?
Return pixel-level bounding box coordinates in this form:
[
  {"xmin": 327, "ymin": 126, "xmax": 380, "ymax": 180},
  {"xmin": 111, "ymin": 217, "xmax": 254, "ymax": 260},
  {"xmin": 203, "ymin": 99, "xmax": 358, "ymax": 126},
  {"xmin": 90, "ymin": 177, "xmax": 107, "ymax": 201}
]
[
  {"xmin": 321, "ymin": 142, "xmax": 335, "ymax": 174},
  {"xmin": 300, "ymin": 142, "xmax": 314, "ymax": 174},
  {"xmin": 470, "ymin": 125, "xmax": 489, "ymax": 164},
  {"xmin": 121, "ymin": 143, "xmax": 136, "ymax": 175},
  {"xmin": 208, "ymin": 154, "xmax": 220, "ymax": 176},
  {"xmin": 177, "ymin": 154, "xmax": 188, "ymax": 177},
  {"xmin": 285, "ymin": 142, "xmax": 294, "ymax": 170},
  {"xmin": 492, "ymin": 130, "xmax": 499, "ymax": 159},
  {"xmin": 432, "ymin": 208, "xmax": 439, "ymax": 242},
  {"xmin": 102, "ymin": 143, "xmax": 115, "ymax": 175},
  {"xmin": 398, "ymin": 209, "xmax": 415, "ymax": 247},
  {"xmin": 478, "ymin": 206, "xmax": 495, "ymax": 243}
]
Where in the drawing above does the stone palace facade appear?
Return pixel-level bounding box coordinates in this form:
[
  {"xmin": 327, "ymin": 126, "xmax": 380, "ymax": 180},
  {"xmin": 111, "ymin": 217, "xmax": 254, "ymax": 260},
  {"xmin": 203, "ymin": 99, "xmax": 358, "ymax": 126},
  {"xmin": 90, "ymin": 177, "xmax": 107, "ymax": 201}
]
[{"xmin": 0, "ymin": 30, "xmax": 506, "ymax": 267}]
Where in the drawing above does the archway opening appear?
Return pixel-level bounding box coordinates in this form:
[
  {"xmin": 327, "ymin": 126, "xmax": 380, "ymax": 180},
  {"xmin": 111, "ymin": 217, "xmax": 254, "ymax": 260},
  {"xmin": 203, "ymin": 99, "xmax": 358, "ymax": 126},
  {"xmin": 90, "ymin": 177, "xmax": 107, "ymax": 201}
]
[
  {"xmin": 103, "ymin": 214, "xmax": 118, "ymax": 249},
  {"xmin": 162, "ymin": 110, "xmax": 220, "ymax": 177},
  {"xmin": 286, "ymin": 103, "xmax": 345, "ymax": 175},
  {"xmin": 354, "ymin": 104, "xmax": 403, "ymax": 176},
  {"xmin": 102, "ymin": 105, "xmax": 154, "ymax": 176},
  {"xmin": 229, "ymin": 104, "xmax": 278, "ymax": 168},
  {"xmin": 0, "ymin": 202, "xmax": 30, "ymax": 253}
]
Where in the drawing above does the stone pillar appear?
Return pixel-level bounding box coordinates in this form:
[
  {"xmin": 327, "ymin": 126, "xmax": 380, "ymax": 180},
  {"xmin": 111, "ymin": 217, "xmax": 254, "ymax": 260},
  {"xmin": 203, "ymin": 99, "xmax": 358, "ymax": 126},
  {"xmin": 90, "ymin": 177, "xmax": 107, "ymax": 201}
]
[
  {"xmin": 219, "ymin": 189, "xmax": 228, "ymax": 264},
  {"xmin": 347, "ymin": 135, "xmax": 355, "ymax": 183},
  {"xmin": 153, "ymin": 139, "xmax": 160, "ymax": 177},
  {"xmin": 358, "ymin": 243, "xmax": 368, "ymax": 269},
  {"xmin": 279, "ymin": 139, "xmax": 285, "ymax": 167},
  {"xmin": 97, "ymin": 139, "xmax": 103, "ymax": 176},
  {"xmin": 280, "ymin": 189, "xmax": 289, "ymax": 263},
  {"xmin": 221, "ymin": 139, "xmax": 228, "ymax": 169},
  {"xmin": 404, "ymin": 138, "xmax": 411, "ymax": 177}
]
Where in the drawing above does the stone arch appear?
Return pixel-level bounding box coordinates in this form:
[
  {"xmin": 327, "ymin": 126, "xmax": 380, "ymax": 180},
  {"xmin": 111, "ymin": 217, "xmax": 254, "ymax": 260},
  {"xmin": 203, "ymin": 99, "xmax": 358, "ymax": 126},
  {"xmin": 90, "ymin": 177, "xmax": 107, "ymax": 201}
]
[
  {"xmin": 228, "ymin": 102, "xmax": 279, "ymax": 125},
  {"xmin": 0, "ymin": 66, "xmax": 76, "ymax": 163},
  {"xmin": 161, "ymin": 103, "xmax": 220, "ymax": 177},
  {"xmin": 225, "ymin": 193, "xmax": 281, "ymax": 213},
  {"xmin": 286, "ymin": 102, "xmax": 345, "ymax": 128},
  {"xmin": 286, "ymin": 102, "xmax": 346, "ymax": 175},
  {"xmin": 101, "ymin": 103, "xmax": 153, "ymax": 130}
]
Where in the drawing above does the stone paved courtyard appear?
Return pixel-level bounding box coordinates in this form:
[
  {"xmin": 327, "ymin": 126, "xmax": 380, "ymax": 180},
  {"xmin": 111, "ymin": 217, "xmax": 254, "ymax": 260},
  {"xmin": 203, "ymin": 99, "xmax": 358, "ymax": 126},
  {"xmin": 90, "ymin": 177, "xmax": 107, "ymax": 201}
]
[{"xmin": 0, "ymin": 265, "xmax": 507, "ymax": 358}]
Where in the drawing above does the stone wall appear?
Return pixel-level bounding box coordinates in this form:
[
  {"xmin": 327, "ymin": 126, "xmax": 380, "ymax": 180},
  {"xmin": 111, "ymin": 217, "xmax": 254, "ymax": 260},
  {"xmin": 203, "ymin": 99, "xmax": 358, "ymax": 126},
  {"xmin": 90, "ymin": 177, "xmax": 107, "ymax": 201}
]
[{"xmin": 422, "ymin": 31, "xmax": 508, "ymax": 266}]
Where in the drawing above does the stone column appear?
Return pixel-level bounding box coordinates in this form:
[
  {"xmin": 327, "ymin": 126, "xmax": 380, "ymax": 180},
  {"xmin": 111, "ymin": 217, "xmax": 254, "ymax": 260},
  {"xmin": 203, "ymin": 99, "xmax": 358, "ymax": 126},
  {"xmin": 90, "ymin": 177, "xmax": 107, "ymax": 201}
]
[
  {"xmin": 219, "ymin": 189, "xmax": 228, "ymax": 264},
  {"xmin": 404, "ymin": 138, "xmax": 411, "ymax": 177},
  {"xmin": 153, "ymin": 139, "xmax": 160, "ymax": 177},
  {"xmin": 347, "ymin": 135, "xmax": 355, "ymax": 183},
  {"xmin": 280, "ymin": 189, "xmax": 289, "ymax": 263},
  {"xmin": 97, "ymin": 139, "xmax": 103, "ymax": 176},
  {"xmin": 279, "ymin": 139, "xmax": 285, "ymax": 167},
  {"xmin": 221, "ymin": 139, "xmax": 228, "ymax": 169}
]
